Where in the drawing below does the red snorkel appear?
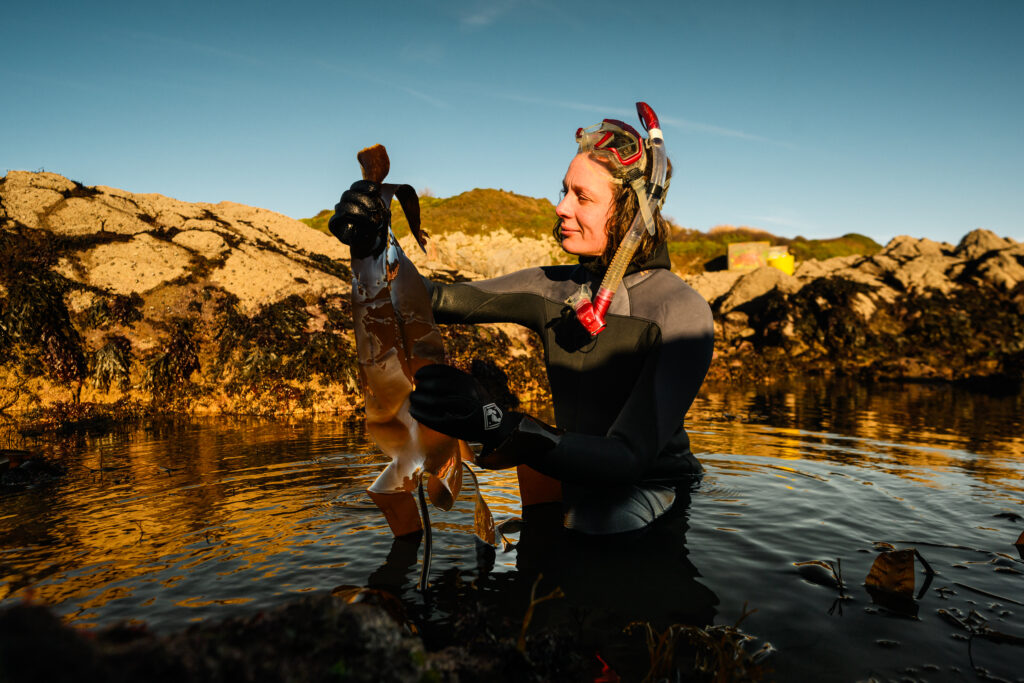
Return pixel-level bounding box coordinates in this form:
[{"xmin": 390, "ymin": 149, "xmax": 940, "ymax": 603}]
[{"xmin": 567, "ymin": 101, "xmax": 667, "ymax": 336}]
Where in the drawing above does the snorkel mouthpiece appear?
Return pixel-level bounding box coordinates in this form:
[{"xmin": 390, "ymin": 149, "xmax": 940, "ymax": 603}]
[
  {"xmin": 567, "ymin": 101, "xmax": 668, "ymax": 337},
  {"xmin": 566, "ymin": 284, "xmax": 606, "ymax": 335}
]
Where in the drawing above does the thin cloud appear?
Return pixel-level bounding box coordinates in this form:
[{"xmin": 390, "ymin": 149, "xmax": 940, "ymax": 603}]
[
  {"xmin": 315, "ymin": 59, "xmax": 450, "ymax": 109},
  {"xmin": 490, "ymin": 92, "xmax": 793, "ymax": 146},
  {"xmin": 746, "ymin": 215, "xmax": 812, "ymax": 233},
  {"xmin": 401, "ymin": 86, "xmax": 450, "ymax": 109},
  {"xmin": 659, "ymin": 115, "xmax": 797, "ymax": 148},
  {"xmin": 123, "ymin": 29, "xmax": 266, "ymax": 68},
  {"xmin": 460, "ymin": 4, "xmax": 511, "ymax": 28},
  {"xmin": 400, "ymin": 40, "xmax": 446, "ymax": 65}
]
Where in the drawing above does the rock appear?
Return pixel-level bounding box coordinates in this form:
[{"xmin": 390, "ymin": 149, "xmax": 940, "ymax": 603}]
[
  {"xmin": 0, "ymin": 171, "xmax": 553, "ymax": 417},
  {"xmin": 56, "ymin": 233, "xmax": 194, "ymax": 294},
  {"xmin": 400, "ymin": 227, "xmax": 569, "ymax": 279},
  {"xmin": 974, "ymin": 248, "xmax": 1024, "ymax": 291},
  {"xmin": 0, "ymin": 596, "xmax": 430, "ymax": 683},
  {"xmin": 888, "ymin": 255, "xmax": 959, "ymax": 294},
  {"xmin": 209, "ymin": 243, "xmax": 348, "ymax": 314},
  {"xmin": 718, "ymin": 266, "xmax": 801, "ymax": 313},
  {"xmin": 682, "ymin": 270, "xmax": 743, "ymax": 306},
  {"xmin": 882, "ymin": 235, "xmax": 951, "ymax": 261},
  {"xmin": 4, "ymin": 170, "xmax": 1021, "ymax": 405},
  {"xmin": 793, "ymin": 255, "xmax": 860, "ymax": 280},
  {"xmin": 0, "ymin": 171, "xmax": 77, "ymax": 229},
  {"xmin": 172, "ymin": 229, "xmax": 229, "ymax": 259},
  {"xmin": 956, "ymin": 228, "xmax": 1012, "ymax": 260}
]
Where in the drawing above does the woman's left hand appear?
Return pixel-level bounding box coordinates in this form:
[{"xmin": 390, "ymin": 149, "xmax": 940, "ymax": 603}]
[{"xmin": 409, "ymin": 364, "xmax": 514, "ymax": 448}]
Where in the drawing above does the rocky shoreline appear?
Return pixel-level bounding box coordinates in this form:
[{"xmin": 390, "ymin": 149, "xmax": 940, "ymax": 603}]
[
  {"xmin": 690, "ymin": 230, "xmax": 1024, "ymax": 387},
  {"xmin": 1, "ymin": 171, "xmax": 1021, "ymax": 437}
]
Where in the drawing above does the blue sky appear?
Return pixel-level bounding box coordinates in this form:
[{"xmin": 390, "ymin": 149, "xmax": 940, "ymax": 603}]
[{"xmin": 2, "ymin": 0, "xmax": 1021, "ymax": 245}]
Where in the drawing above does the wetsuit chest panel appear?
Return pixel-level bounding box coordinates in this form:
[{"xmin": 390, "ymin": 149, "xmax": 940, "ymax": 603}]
[{"xmin": 544, "ymin": 304, "xmax": 658, "ymax": 435}]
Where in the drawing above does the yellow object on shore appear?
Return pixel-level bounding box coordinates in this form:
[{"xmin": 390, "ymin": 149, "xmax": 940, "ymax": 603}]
[{"xmin": 768, "ymin": 252, "xmax": 794, "ymax": 275}]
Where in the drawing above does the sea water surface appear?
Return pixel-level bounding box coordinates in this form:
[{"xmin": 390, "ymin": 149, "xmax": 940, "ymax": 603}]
[{"xmin": 1, "ymin": 379, "xmax": 1022, "ymax": 681}]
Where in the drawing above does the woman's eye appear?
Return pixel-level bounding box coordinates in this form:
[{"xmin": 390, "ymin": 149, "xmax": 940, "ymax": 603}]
[{"xmin": 558, "ymin": 189, "xmax": 566, "ymax": 201}]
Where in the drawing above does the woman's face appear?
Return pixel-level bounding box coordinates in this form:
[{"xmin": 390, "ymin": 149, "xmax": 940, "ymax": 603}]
[{"xmin": 556, "ymin": 154, "xmax": 615, "ymax": 257}]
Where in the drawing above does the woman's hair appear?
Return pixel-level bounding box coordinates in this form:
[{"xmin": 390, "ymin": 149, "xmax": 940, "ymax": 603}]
[{"xmin": 553, "ymin": 151, "xmax": 672, "ymax": 267}]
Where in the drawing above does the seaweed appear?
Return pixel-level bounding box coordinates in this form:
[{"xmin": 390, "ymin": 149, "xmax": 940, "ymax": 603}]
[
  {"xmin": 213, "ymin": 294, "xmax": 325, "ymax": 386},
  {"xmin": 144, "ymin": 319, "xmax": 200, "ymax": 399},
  {"xmin": 90, "ymin": 335, "xmax": 132, "ymax": 392},
  {"xmin": 627, "ymin": 605, "xmax": 774, "ymax": 683},
  {"xmin": 0, "ymin": 230, "xmax": 86, "ymax": 389},
  {"xmin": 288, "ymin": 330, "xmax": 358, "ymax": 385}
]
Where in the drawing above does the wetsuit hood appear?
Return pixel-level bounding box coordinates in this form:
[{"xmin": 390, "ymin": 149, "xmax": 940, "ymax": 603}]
[{"xmin": 578, "ymin": 241, "xmax": 671, "ymax": 278}]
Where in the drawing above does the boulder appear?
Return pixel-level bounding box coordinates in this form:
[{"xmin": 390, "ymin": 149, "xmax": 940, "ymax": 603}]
[
  {"xmin": 400, "ymin": 227, "xmax": 568, "ymax": 279},
  {"xmin": 956, "ymin": 228, "xmax": 1012, "ymax": 261},
  {"xmin": 882, "ymin": 235, "xmax": 952, "ymax": 261},
  {"xmin": 974, "ymin": 248, "xmax": 1024, "ymax": 291},
  {"xmin": 682, "ymin": 270, "xmax": 744, "ymax": 306},
  {"xmin": 793, "ymin": 255, "xmax": 860, "ymax": 280},
  {"xmin": 718, "ymin": 266, "xmax": 801, "ymax": 313},
  {"xmin": 888, "ymin": 255, "xmax": 959, "ymax": 294},
  {"xmin": 0, "ymin": 171, "xmax": 78, "ymax": 230}
]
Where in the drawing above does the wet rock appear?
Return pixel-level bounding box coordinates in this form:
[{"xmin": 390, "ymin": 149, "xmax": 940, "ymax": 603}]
[
  {"xmin": 0, "ymin": 596, "xmax": 429, "ymax": 683},
  {"xmin": 0, "ymin": 454, "xmax": 64, "ymax": 489},
  {"xmin": 0, "ymin": 592, "xmax": 601, "ymax": 683}
]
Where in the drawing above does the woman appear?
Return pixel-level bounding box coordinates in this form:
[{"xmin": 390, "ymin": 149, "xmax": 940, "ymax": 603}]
[{"xmin": 331, "ymin": 106, "xmax": 714, "ymax": 536}]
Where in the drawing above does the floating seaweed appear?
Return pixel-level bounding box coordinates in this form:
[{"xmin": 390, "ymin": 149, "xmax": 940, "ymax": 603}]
[{"xmin": 627, "ymin": 604, "xmax": 774, "ymax": 683}]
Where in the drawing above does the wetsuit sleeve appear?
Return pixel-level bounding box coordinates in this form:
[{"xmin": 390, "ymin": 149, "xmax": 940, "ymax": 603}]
[
  {"xmin": 427, "ymin": 269, "xmax": 553, "ymax": 333},
  {"xmin": 489, "ymin": 285, "xmax": 715, "ymax": 486}
]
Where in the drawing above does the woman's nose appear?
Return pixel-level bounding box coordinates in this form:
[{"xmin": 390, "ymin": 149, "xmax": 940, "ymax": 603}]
[{"xmin": 555, "ymin": 195, "xmax": 571, "ymax": 218}]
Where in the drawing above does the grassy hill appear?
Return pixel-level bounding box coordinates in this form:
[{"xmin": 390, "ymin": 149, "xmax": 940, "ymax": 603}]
[
  {"xmin": 667, "ymin": 226, "xmax": 881, "ymax": 274},
  {"xmin": 303, "ymin": 190, "xmax": 881, "ymax": 274},
  {"xmin": 302, "ymin": 188, "xmax": 557, "ymax": 242}
]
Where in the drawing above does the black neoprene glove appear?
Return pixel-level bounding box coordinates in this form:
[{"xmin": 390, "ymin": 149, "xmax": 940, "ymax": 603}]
[
  {"xmin": 328, "ymin": 180, "xmax": 390, "ymax": 259},
  {"xmin": 409, "ymin": 364, "xmax": 520, "ymax": 452}
]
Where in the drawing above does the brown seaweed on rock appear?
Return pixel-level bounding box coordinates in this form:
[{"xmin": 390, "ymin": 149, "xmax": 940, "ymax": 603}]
[{"xmin": 0, "ymin": 229, "xmax": 87, "ymax": 392}]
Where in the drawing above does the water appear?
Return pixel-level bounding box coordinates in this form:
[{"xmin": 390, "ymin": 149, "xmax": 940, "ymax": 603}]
[{"xmin": 2, "ymin": 379, "xmax": 1022, "ymax": 681}]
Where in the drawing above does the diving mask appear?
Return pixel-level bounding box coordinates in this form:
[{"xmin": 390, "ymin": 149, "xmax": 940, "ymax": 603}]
[{"xmin": 575, "ymin": 119, "xmax": 647, "ymax": 181}]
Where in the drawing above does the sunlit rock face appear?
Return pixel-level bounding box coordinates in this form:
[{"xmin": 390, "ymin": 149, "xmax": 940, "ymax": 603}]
[
  {"xmin": 685, "ymin": 230, "xmax": 1024, "ymax": 384},
  {"xmin": 0, "ymin": 172, "xmax": 548, "ymax": 417},
  {"xmin": 1, "ymin": 170, "xmax": 351, "ymax": 312},
  {"xmin": 1, "ymin": 170, "xmax": 1019, "ymax": 419}
]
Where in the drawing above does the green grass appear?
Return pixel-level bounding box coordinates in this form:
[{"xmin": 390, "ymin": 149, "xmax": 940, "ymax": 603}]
[
  {"xmin": 301, "ymin": 189, "xmax": 556, "ymax": 241},
  {"xmin": 667, "ymin": 227, "xmax": 881, "ymax": 274},
  {"xmin": 301, "ymin": 194, "xmax": 881, "ymax": 275}
]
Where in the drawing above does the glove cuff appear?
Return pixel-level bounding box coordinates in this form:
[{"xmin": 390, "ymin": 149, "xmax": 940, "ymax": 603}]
[{"xmin": 477, "ymin": 413, "xmax": 562, "ymax": 470}]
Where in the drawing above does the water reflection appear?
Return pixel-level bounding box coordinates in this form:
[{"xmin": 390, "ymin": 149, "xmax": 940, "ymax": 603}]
[{"xmin": 1, "ymin": 380, "xmax": 1022, "ymax": 681}]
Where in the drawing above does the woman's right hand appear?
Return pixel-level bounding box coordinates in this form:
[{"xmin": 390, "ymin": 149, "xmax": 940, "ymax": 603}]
[{"xmin": 328, "ymin": 180, "xmax": 390, "ymax": 258}]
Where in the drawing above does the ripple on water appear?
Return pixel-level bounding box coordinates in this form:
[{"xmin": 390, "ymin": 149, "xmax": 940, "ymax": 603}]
[{"xmin": 2, "ymin": 382, "xmax": 1023, "ymax": 682}]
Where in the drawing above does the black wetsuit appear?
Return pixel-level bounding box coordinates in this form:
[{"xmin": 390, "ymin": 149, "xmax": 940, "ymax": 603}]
[{"xmin": 430, "ymin": 244, "xmax": 714, "ymax": 532}]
